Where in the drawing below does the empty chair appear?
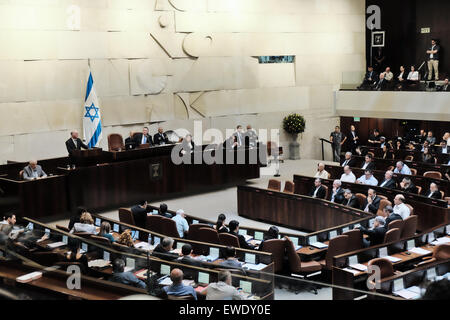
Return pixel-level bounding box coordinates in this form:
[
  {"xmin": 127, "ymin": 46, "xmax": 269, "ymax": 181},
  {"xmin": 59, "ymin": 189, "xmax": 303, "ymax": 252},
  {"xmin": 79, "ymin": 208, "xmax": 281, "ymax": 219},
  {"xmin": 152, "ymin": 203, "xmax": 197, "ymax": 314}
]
[
  {"xmin": 317, "ymin": 235, "xmax": 349, "ymax": 270},
  {"xmin": 188, "ymin": 223, "xmax": 213, "ymax": 240},
  {"xmin": 355, "ymin": 193, "xmax": 367, "ymax": 209},
  {"xmin": 377, "ymin": 199, "xmax": 392, "ymax": 216},
  {"xmin": 218, "ymin": 233, "xmax": 240, "ymax": 248},
  {"xmin": 260, "ymin": 239, "xmax": 286, "ymax": 273},
  {"xmin": 409, "ymin": 168, "xmax": 417, "ymax": 176},
  {"xmin": 322, "ymin": 185, "xmax": 329, "ymax": 199},
  {"xmin": 416, "ymin": 186, "xmax": 422, "ymax": 195},
  {"xmin": 417, "ymin": 243, "xmax": 450, "ymax": 266},
  {"xmin": 367, "ymin": 258, "xmax": 395, "ymax": 292},
  {"xmin": 401, "ymin": 215, "xmax": 417, "ymax": 238},
  {"xmin": 342, "ymin": 229, "xmax": 363, "ymax": 252},
  {"xmin": 404, "ymin": 155, "xmax": 414, "ymax": 161},
  {"xmin": 285, "ymin": 236, "xmax": 321, "ymax": 277},
  {"xmin": 387, "ymin": 220, "xmax": 404, "ymax": 233},
  {"xmin": 423, "ymin": 171, "xmax": 442, "ymax": 180},
  {"xmin": 161, "ymin": 217, "xmax": 181, "ymax": 238},
  {"xmin": 267, "ymin": 179, "xmax": 281, "ymax": 192},
  {"xmin": 90, "ymin": 234, "xmax": 112, "ymax": 246},
  {"xmin": 283, "ymin": 181, "xmax": 295, "ymax": 194},
  {"xmin": 56, "ymin": 225, "xmax": 70, "ymax": 233},
  {"xmin": 383, "ymin": 228, "xmax": 401, "ymax": 243},
  {"xmin": 108, "ymin": 133, "xmax": 125, "ymax": 152},
  {"xmin": 194, "ymin": 227, "xmax": 220, "ymax": 244},
  {"xmin": 145, "ymin": 215, "xmax": 164, "ymax": 234},
  {"xmin": 119, "ymin": 208, "xmax": 136, "ymax": 226}
]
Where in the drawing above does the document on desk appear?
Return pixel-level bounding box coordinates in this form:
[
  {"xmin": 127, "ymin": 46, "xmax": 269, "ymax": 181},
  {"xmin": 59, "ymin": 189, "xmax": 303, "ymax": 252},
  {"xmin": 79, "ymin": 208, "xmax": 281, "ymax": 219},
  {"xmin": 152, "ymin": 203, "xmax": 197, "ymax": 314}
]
[
  {"xmin": 342, "ymin": 268, "xmax": 361, "ymax": 275},
  {"xmin": 350, "ymin": 264, "xmax": 368, "ymax": 272},
  {"xmin": 46, "ymin": 241, "xmax": 66, "ymax": 249},
  {"xmin": 88, "ymin": 259, "xmax": 111, "ymax": 268},
  {"xmin": 384, "ymin": 256, "xmax": 402, "ymax": 263},
  {"xmin": 432, "ymin": 237, "xmax": 450, "ymax": 245},
  {"xmin": 134, "ymin": 242, "xmax": 154, "ymax": 251},
  {"xmin": 16, "ymin": 271, "xmax": 43, "ymax": 283},
  {"xmin": 159, "ymin": 276, "xmax": 173, "ymax": 286},
  {"xmin": 242, "ymin": 263, "xmax": 267, "ymax": 271},
  {"xmin": 393, "ymin": 287, "xmax": 421, "ymax": 300},
  {"xmin": 408, "ymin": 247, "xmax": 432, "ymax": 255},
  {"xmin": 243, "ymin": 234, "xmax": 253, "ymax": 242},
  {"xmin": 310, "ymin": 242, "xmax": 328, "ymax": 249}
]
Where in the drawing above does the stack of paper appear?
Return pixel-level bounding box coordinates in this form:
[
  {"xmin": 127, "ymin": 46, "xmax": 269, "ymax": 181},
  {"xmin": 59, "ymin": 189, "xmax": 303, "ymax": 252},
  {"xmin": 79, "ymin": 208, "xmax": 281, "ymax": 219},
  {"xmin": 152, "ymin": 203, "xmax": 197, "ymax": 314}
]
[
  {"xmin": 16, "ymin": 271, "xmax": 42, "ymax": 283},
  {"xmin": 242, "ymin": 263, "xmax": 267, "ymax": 271},
  {"xmin": 310, "ymin": 242, "xmax": 328, "ymax": 249},
  {"xmin": 350, "ymin": 264, "xmax": 368, "ymax": 272},
  {"xmin": 408, "ymin": 247, "xmax": 432, "ymax": 255},
  {"xmin": 342, "ymin": 268, "xmax": 361, "ymax": 275},
  {"xmin": 47, "ymin": 241, "xmax": 66, "ymax": 249},
  {"xmin": 243, "ymin": 235, "xmax": 253, "ymax": 242},
  {"xmin": 88, "ymin": 259, "xmax": 111, "ymax": 268},
  {"xmin": 159, "ymin": 276, "xmax": 173, "ymax": 286},
  {"xmin": 384, "ymin": 256, "xmax": 402, "ymax": 263},
  {"xmin": 393, "ymin": 286, "xmax": 421, "ymax": 300},
  {"xmin": 432, "ymin": 237, "xmax": 450, "ymax": 245},
  {"xmin": 134, "ymin": 242, "xmax": 154, "ymax": 251}
]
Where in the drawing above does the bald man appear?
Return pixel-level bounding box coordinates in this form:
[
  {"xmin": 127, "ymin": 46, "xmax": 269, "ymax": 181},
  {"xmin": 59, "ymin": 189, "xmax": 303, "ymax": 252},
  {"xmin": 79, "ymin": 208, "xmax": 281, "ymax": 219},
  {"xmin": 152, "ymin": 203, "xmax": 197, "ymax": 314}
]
[
  {"xmin": 22, "ymin": 160, "xmax": 47, "ymax": 180},
  {"xmin": 163, "ymin": 268, "xmax": 197, "ymax": 300},
  {"xmin": 153, "ymin": 127, "xmax": 169, "ymax": 145},
  {"xmin": 422, "ymin": 183, "xmax": 441, "ymax": 199},
  {"xmin": 65, "ymin": 130, "xmax": 89, "ymax": 155}
]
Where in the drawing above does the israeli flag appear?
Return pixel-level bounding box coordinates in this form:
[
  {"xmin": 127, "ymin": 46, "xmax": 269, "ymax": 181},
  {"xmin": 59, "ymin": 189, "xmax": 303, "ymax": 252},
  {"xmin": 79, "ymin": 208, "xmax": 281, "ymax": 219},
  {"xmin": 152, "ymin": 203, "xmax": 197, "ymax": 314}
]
[{"xmin": 83, "ymin": 70, "xmax": 102, "ymax": 148}]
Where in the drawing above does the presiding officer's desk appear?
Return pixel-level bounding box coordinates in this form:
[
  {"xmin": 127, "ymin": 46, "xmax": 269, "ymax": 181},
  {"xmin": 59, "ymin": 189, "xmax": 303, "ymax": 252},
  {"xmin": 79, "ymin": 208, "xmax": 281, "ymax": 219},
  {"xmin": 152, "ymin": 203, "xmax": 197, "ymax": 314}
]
[
  {"xmin": 293, "ymin": 175, "xmax": 450, "ymax": 232},
  {"xmin": 325, "ymin": 164, "xmax": 450, "ymax": 197},
  {"xmin": 331, "ymin": 222, "xmax": 450, "ymax": 300},
  {"xmin": 237, "ymin": 185, "xmax": 374, "ymax": 259},
  {"xmin": 10, "ymin": 218, "xmax": 274, "ymax": 300},
  {"xmin": 0, "ymin": 143, "xmax": 263, "ymax": 218}
]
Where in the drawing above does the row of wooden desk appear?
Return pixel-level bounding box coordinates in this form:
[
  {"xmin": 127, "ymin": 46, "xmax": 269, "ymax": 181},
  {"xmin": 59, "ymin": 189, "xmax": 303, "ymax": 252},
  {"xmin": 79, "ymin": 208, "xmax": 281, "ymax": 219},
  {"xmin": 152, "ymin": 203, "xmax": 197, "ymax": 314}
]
[
  {"xmin": 360, "ymin": 145, "xmax": 450, "ymax": 165},
  {"xmin": 0, "ymin": 144, "xmax": 263, "ymax": 218}
]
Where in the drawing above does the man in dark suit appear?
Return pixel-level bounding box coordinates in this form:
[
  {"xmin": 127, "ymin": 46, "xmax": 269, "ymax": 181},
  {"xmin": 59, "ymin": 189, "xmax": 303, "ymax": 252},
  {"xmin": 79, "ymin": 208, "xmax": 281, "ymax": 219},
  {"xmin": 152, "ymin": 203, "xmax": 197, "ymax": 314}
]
[
  {"xmin": 153, "ymin": 127, "xmax": 170, "ymax": 146},
  {"xmin": 329, "ymin": 180, "xmax": 345, "ymax": 204},
  {"xmin": 159, "ymin": 203, "xmax": 173, "ymax": 218},
  {"xmin": 232, "ymin": 125, "xmax": 245, "ymax": 148},
  {"xmin": 347, "ymin": 125, "xmax": 359, "ymax": 154},
  {"xmin": 340, "ymin": 152, "xmax": 356, "ymax": 167},
  {"xmin": 374, "ymin": 73, "xmax": 388, "ymax": 91},
  {"xmin": 358, "ymin": 66, "xmax": 378, "ymax": 90},
  {"xmin": 381, "ymin": 206, "xmax": 403, "ymax": 227},
  {"xmin": 422, "ymin": 183, "xmax": 442, "ymax": 199},
  {"xmin": 437, "ymin": 141, "xmax": 449, "ymax": 154},
  {"xmin": 134, "ymin": 127, "xmax": 153, "ymax": 147},
  {"xmin": 309, "ymin": 178, "xmax": 327, "ymax": 199},
  {"xmin": 110, "ymin": 258, "xmax": 147, "ymax": 289},
  {"xmin": 65, "ymin": 130, "xmax": 89, "ymax": 155},
  {"xmin": 356, "ymin": 216, "xmax": 387, "ymax": 247},
  {"xmin": 437, "ymin": 78, "xmax": 449, "ymax": 91},
  {"xmin": 361, "ymin": 189, "xmax": 381, "ymax": 214},
  {"xmin": 399, "ymin": 177, "xmax": 418, "ymax": 194},
  {"xmin": 176, "ymin": 244, "xmax": 204, "ymax": 268},
  {"xmin": 152, "ymin": 237, "xmax": 179, "ymax": 261},
  {"xmin": 361, "ymin": 154, "xmax": 375, "ymax": 171},
  {"xmin": 228, "ymin": 220, "xmax": 256, "ymax": 250},
  {"xmin": 130, "ymin": 200, "xmax": 150, "ymax": 228},
  {"xmin": 343, "ymin": 189, "xmax": 360, "ymax": 209},
  {"xmin": 124, "ymin": 131, "xmax": 137, "ymax": 150},
  {"xmin": 379, "ymin": 170, "xmax": 396, "ymax": 189}
]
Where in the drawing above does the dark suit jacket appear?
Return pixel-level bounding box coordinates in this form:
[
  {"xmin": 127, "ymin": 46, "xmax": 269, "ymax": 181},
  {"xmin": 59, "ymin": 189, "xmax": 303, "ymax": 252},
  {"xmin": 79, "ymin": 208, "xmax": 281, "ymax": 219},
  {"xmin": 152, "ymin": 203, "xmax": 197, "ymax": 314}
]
[
  {"xmin": 152, "ymin": 244, "xmax": 179, "ymax": 261},
  {"xmin": 345, "ymin": 196, "xmax": 360, "ymax": 209},
  {"xmin": 359, "ymin": 226, "xmax": 386, "ymax": 246},
  {"xmin": 124, "ymin": 136, "xmax": 136, "ymax": 149},
  {"xmin": 340, "ymin": 158, "xmax": 356, "ymax": 167},
  {"xmin": 361, "ymin": 196, "xmax": 381, "ymax": 214},
  {"xmin": 401, "ymin": 183, "xmax": 418, "ymax": 194},
  {"xmin": 385, "ymin": 213, "xmax": 403, "ymax": 227},
  {"xmin": 381, "ymin": 151, "xmax": 394, "ymax": 160},
  {"xmin": 134, "ymin": 133, "xmax": 153, "ymax": 146},
  {"xmin": 363, "ymin": 71, "xmax": 378, "ymax": 83},
  {"xmin": 229, "ymin": 231, "xmax": 254, "ymax": 250},
  {"xmin": 65, "ymin": 138, "xmax": 88, "ymax": 155},
  {"xmin": 379, "ymin": 178, "xmax": 396, "ymax": 189},
  {"xmin": 421, "ymin": 190, "xmax": 441, "ymax": 199},
  {"xmin": 177, "ymin": 256, "xmax": 204, "ymax": 268},
  {"xmin": 131, "ymin": 205, "xmax": 149, "ymax": 228},
  {"xmin": 309, "ymin": 185, "xmax": 326, "ymax": 199},
  {"xmin": 153, "ymin": 133, "xmax": 169, "ymax": 145},
  {"xmin": 361, "ymin": 161, "xmax": 375, "ymax": 171},
  {"xmin": 437, "ymin": 147, "xmax": 449, "ymax": 154},
  {"xmin": 329, "ymin": 187, "xmax": 345, "ymax": 204}
]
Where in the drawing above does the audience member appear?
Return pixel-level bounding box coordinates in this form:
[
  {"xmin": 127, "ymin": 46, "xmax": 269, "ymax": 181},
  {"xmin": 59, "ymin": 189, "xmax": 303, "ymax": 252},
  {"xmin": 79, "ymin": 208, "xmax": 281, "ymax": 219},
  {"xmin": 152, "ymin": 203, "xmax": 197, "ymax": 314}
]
[
  {"xmin": 356, "ymin": 169, "xmax": 378, "ymax": 186},
  {"xmin": 341, "ymin": 152, "xmax": 356, "ymax": 167},
  {"xmin": 362, "ymin": 189, "xmax": 381, "ymax": 214},
  {"xmin": 131, "ymin": 200, "xmax": 149, "ymax": 228},
  {"xmin": 393, "ymin": 161, "xmax": 412, "ymax": 175},
  {"xmin": 110, "ymin": 258, "xmax": 147, "ymax": 289},
  {"xmin": 330, "ymin": 180, "xmax": 345, "ymax": 204},
  {"xmin": 343, "ymin": 189, "xmax": 359, "ymax": 209},
  {"xmin": 379, "ymin": 170, "xmax": 396, "ymax": 189},
  {"xmin": 201, "ymin": 270, "xmax": 244, "ymax": 300},
  {"xmin": 422, "ymin": 183, "xmax": 442, "ymax": 199},
  {"xmin": 99, "ymin": 221, "xmax": 115, "ymax": 243},
  {"xmin": 393, "ymin": 194, "xmax": 410, "ymax": 219},
  {"xmin": 163, "ymin": 269, "xmax": 197, "ymax": 300},
  {"xmin": 215, "ymin": 213, "xmax": 229, "ymax": 233},
  {"xmin": 228, "ymin": 221, "xmax": 256, "ymax": 250},
  {"xmin": 152, "ymin": 237, "xmax": 179, "ymax": 261},
  {"xmin": 70, "ymin": 212, "xmax": 98, "ymax": 234},
  {"xmin": 356, "ymin": 216, "xmax": 386, "ymax": 247},
  {"xmin": 22, "ymin": 160, "xmax": 47, "ymax": 180},
  {"xmin": 340, "ymin": 165, "xmax": 356, "ymax": 183},
  {"xmin": 399, "ymin": 177, "xmax": 418, "ymax": 194},
  {"xmin": 381, "ymin": 205, "xmax": 403, "ymax": 227},
  {"xmin": 314, "ymin": 162, "xmax": 329, "ymax": 179},
  {"xmin": 361, "ymin": 154, "xmax": 375, "ymax": 170},
  {"xmin": 309, "ymin": 178, "xmax": 327, "ymax": 199},
  {"xmin": 172, "ymin": 209, "xmax": 189, "ymax": 238},
  {"xmin": 220, "ymin": 246, "xmax": 243, "ymax": 269}
]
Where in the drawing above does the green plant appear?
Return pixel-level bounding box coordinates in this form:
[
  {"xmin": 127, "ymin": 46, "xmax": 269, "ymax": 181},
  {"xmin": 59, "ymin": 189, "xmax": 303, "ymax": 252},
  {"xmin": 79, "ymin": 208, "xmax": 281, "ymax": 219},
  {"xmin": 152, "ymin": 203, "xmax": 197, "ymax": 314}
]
[{"xmin": 283, "ymin": 113, "xmax": 306, "ymax": 135}]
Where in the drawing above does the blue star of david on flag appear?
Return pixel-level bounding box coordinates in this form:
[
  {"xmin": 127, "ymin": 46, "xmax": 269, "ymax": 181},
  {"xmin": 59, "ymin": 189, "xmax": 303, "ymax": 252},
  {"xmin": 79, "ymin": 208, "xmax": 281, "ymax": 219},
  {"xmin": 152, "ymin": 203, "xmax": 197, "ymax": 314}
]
[{"xmin": 84, "ymin": 103, "xmax": 99, "ymax": 122}]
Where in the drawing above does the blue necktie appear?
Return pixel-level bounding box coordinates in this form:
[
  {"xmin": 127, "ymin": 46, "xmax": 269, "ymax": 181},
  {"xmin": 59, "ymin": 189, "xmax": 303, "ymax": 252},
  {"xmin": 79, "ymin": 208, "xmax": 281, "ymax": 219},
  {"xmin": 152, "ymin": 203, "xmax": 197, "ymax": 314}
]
[{"xmin": 143, "ymin": 136, "xmax": 146, "ymax": 144}]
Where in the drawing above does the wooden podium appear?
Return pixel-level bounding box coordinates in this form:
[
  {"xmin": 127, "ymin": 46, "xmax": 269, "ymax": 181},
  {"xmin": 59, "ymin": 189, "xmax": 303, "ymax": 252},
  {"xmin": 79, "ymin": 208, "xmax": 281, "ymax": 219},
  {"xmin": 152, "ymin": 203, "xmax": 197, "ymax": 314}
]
[{"xmin": 70, "ymin": 148, "xmax": 109, "ymax": 167}]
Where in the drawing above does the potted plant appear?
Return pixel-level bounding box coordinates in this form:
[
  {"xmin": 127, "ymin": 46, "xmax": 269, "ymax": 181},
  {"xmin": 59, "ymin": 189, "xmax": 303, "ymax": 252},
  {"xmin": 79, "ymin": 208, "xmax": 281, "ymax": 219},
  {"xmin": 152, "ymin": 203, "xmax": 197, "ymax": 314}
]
[{"xmin": 282, "ymin": 113, "xmax": 306, "ymax": 160}]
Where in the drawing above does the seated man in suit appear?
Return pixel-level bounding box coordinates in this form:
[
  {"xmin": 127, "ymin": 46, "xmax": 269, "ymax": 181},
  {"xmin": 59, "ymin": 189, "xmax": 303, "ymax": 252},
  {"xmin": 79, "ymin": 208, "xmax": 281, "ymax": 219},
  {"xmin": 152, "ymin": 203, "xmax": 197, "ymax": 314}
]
[
  {"xmin": 340, "ymin": 165, "xmax": 356, "ymax": 183},
  {"xmin": 152, "ymin": 237, "xmax": 180, "ymax": 261},
  {"xmin": 124, "ymin": 131, "xmax": 137, "ymax": 150},
  {"xmin": 110, "ymin": 258, "xmax": 147, "ymax": 289},
  {"xmin": 309, "ymin": 178, "xmax": 327, "ymax": 199},
  {"xmin": 134, "ymin": 127, "xmax": 153, "ymax": 147},
  {"xmin": 343, "ymin": 189, "xmax": 360, "ymax": 209},
  {"xmin": 176, "ymin": 244, "xmax": 204, "ymax": 268},
  {"xmin": 358, "ymin": 66, "xmax": 378, "ymax": 90},
  {"xmin": 437, "ymin": 140, "xmax": 449, "ymax": 154},
  {"xmin": 393, "ymin": 194, "xmax": 410, "ymax": 220},
  {"xmin": 65, "ymin": 130, "xmax": 89, "ymax": 155},
  {"xmin": 422, "ymin": 182, "xmax": 442, "ymax": 199},
  {"xmin": 374, "ymin": 72, "xmax": 388, "ymax": 91},
  {"xmin": 361, "ymin": 154, "xmax": 375, "ymax": 170},
  {"xmin": 381, "ymin": 205, "xmax": 403, "ymax": 227},
  {"xmin": 201, "ymin": 270, "xmax": 244, "ymax": 300},
  {"xmin": 361, "ymin": 189, "xmax": 381, "ymax": 214},
  {"xmin": 340, "ymin": 152, "xmax": 356, "ymax": 167},
  {"xmin": 163, "ymin": 268, "xmax": 197, "ymax": 300},
  {"xmin": 356, "ymin": 170, "xmax": 378, "ymax": 186},
  {"xmin": 329, "ymin": 180, "xmax": 345, "ymax": 204},
  {"xmin": 393, "ymin": 161, "xmax": 412, "ymax": 175},
  {"xmin": 399, "ymin": 177, "xmax": 418, "ymax": 194},
  {"xmin": 159, "ymin": 203, "xmax": 173, "ymax": 218},
  {"xmin": 228, "ymin": 220, "xmax": 256, "ymax": 250},
  {"xmin": 130, "ymin": 200, "xmax": 150, "ymax": 228},
  {"xmin": 426, "ymin": 131, "xmax": 436, "ymax": 146},
  {"xmin": 153, "ymin": 127, "xmax": 170, "ymax": 146},
  {"xmin": 22, "ymin": 160, "xmax": 47, "ymax": 180},
  {"xmin": 368, "ymin": 129, "xmax": 381, "ymax": 146},
  {"xmin": 355, "ymin": 216, "xmax": 386, "ymax": 247},
  {"xmin": 219, "ymin": 246, "xmax": 243, "ymax": 269},
  {"xmin": 379, "ymin": 170, "xmax": 396, "ymax": 189},
  {"xmin": 314, "ymin": 163, "xmax": 329, "ymax": 179}
]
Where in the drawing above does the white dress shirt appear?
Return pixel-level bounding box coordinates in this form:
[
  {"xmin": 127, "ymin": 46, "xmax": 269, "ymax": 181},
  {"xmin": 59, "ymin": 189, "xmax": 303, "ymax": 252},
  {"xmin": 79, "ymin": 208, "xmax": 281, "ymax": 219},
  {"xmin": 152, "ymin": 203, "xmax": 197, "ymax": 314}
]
[
  {"xmin": 393, "ymin": 203, "xmax": 410, "ymax": 220},
  {"xmin": 393, "ymin": 164, "xmax": 412, "ymax": 175},
  {"xmin": 407, "ymin": 71, "xmax": 419, "ymax": 81},
  {"xmin": 356, "ymin": 175, "xmax": 378, "ymax": 186},
  {"xmin": 379, "ymin": 179, "xmax": 392, "ymax": 188},
  {"xmin": 314, "ymin": 170, "xmax": 329, "ymax": 179},
  {"xmin": 340, "ymin": 172, "xmax": 356, "ymax": 183}
]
